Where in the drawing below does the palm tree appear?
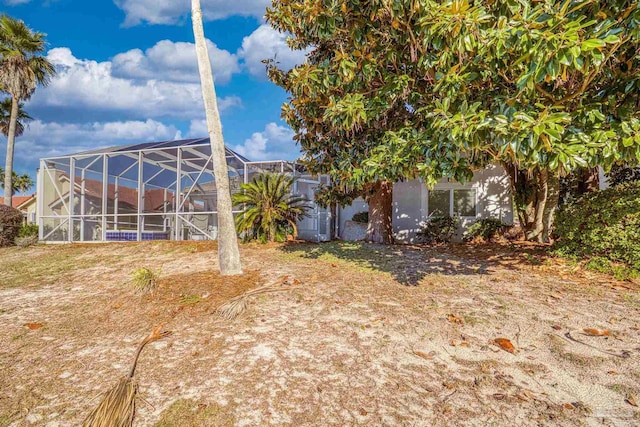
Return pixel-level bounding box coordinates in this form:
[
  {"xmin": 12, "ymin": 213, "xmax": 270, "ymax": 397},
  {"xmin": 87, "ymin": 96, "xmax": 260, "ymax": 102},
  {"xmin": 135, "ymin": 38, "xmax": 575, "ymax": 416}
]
[
  {"xmin": 0, "ymin": 166, "xmax": 33, "ymax": 195},
  {"xmin": 0, "ymin": 97, "xmax": 31, "ymax": 136},
  {"xmin": 191, "ymin": 0, "xmax": 242, "ymax": 275},
  {"xmin": 233, "ymin": 173, "xmax": 310, "ymax": 243},
  {"xmin": 0, "ymin": 15, "xmax": 55, "ymax": 207}
]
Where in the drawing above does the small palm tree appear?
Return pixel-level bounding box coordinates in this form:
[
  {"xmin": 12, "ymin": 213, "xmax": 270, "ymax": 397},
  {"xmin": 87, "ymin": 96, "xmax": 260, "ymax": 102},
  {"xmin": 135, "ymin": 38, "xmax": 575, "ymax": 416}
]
[
  {"xmin": 233, "ymin": 173, "xmax": 310, "ymax": 243},
  {"xmin": 12, "ymin": 172, "xmax": 32, "ymax": 194},
  {"xmin": 0, "ymin": 167, "xmax": 32, "ymax": 195},
  {"xmin": 0, "ymin": 97, "xmax": 31, "ymax": 137},
  {"xmin": 0, "ymin": 14, "xmax": 55, "ymax": 207}
]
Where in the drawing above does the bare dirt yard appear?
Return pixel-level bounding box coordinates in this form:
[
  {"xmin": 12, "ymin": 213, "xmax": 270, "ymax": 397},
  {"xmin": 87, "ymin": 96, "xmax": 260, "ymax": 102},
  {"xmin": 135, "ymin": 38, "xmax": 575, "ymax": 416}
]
[{"xmin": 0, "ymin": 240, "xmax": 639, "ymax": 426}]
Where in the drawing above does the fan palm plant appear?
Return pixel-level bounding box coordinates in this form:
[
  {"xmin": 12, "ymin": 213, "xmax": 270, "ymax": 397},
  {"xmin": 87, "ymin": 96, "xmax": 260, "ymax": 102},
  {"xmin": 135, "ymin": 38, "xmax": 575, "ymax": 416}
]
[
  {"xmin": 0, "ymin": 97, "xmax": 31, "ymax": 137},
  {"xmin": 0, "ymin": 14, "xmax": 55, "ymax": 207},
  {"xmin": 233, "ymin": 173, "xmax": 310, "ymax": 243},
  {"xmin": 0, "ymin": 166, "xmax": 33, "ymax": 195}
]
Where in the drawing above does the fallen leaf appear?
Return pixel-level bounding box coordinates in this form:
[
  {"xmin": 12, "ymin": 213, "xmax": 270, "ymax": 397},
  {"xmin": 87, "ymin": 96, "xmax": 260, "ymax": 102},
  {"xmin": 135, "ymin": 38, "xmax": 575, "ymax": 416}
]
[
  {"xmin": 563, "ymin": 403, "xmax": 574, "ymax": 410},
  {"xmin": 626, "ymin": 395, "xmax": 638, "ymax": 407},
  {"xmin": 292, "ymin": 279, "xmax": 301, "ymax": 286},
  {"xmin": 25, "ymin": 323, "xmax": 44, "ymax": 330},
  {"xmin": 459, "ymin": 341, "xmax": 470, "ymax": 347},
  {"xmin": 447, "ymin": 314, "xmax": 464, "ymax": 325},
  {"xmin": 582, "ymin": 328, "xmax": 610, "ymax": 337},
  {"xmin": 493, "ymin": 338, "xmax": 516, "ymax": 354},
  {"xmin": 414, "ymin": 351, "xmax": 433, "ymax": 360},
  {"xmin": 551, "ymin": 325, "xmax": 562, "ymax": 330},
  {"xmin": 608, "ymin": 370, "xmax": 618, "ymax": 375},
  {"xmin": 359, "ymin": 408, "xmax": 368, "ymax": 416}
]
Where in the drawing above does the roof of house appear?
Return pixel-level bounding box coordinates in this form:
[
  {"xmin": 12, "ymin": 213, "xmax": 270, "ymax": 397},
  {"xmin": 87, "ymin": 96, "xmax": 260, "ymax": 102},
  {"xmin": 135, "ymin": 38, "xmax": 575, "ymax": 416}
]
[
  {"xmin": 0, "ymin": 194, "xmax": 35, "ymax": 210},
  {"xmin": 54, "ymin": 137, "xmax": 251, "ymax": 163}
]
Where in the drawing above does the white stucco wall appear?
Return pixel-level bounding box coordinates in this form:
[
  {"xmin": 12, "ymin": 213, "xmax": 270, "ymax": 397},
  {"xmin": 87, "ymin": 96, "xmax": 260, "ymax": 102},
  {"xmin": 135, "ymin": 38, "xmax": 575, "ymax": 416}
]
[
  {"xmin": 337, "ymin": 164, "xmax": 513, "ymax": 243},
  {"xmin": 336, "ymin": 197, "xmax": 368, "ymax": 237}
]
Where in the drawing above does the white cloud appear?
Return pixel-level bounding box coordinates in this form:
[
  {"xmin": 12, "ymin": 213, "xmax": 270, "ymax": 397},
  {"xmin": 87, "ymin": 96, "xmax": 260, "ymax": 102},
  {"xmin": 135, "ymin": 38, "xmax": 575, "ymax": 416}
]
[
  {"xmin": 238, "ymin": 25, "xmax": 308, "ymax": 78},
  {"xmin": 14, "ymin": 119, "xmax": 182, "ymax": 166},
  {"xmin": 30, "ymin": 47, "xmax": 242, "ymax": 120},
  {"xmin": 112, "ymin": 39, "xmax": 239, "ymax": 85},
  {"xmin": 186, "ymin": 119, "xmax": 208, "ymax": 138},
  {"xmin": 233, "ymin": 122, "xmax": 299, "ymax": 161},
  {"xmin": 114, "ymin": 0, "xmax": 269, "ymax": 26}
]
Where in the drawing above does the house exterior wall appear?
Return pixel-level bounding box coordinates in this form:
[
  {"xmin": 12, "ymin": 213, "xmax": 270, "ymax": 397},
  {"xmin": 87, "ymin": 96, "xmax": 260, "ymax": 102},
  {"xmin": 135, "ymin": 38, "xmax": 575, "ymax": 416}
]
[
  {"xmin": 21, "ymin": 199, "xmax": 38, "ymax": 224},
  {"xmin": 338, "ymin": 164, "xmax": 513, "ymax": 243}
]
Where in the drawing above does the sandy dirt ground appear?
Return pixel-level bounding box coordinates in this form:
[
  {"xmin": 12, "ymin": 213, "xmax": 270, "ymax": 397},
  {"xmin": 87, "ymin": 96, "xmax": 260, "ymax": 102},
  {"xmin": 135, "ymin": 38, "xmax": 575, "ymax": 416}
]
[{"xmin": 0, "ymin": 241, "xmax": 639, "ymax": 426}]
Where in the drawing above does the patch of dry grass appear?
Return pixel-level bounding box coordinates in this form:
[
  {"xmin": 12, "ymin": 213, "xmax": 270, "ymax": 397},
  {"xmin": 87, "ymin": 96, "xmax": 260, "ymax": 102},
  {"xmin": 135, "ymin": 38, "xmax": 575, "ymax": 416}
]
[
  {"xmin": 155, "ymin": 399, "xmax": 235, "ymax": 427},
  {"xmin": 0, "ymin": 240, "xmax": 639, "ymax": 426}
]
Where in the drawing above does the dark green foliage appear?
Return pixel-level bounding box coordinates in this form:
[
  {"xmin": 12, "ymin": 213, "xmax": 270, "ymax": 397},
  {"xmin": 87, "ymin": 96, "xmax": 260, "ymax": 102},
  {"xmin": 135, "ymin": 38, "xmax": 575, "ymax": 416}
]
[
  {"xmin": 554, "ymin": 181, "xmax": 640, "ymax": 271},
  {"xmin": 416, "ymin": 216, "xmax": 459, "ymax": 244},
  {"xmin": 233, "ymin": 173, "xmax": 310, "ymax": 243},
  {"xmin": 18, "ymin": 223, "xmax": 37, "ymax": 237},
  {"xmin": 351, "ymin": 211, "xmax": 368, "ymax": 224},
  {"xmin": 0, "ymin": 204, "xmax": 22, "ymax": 247},
  {"xmin": 606, "ymin": 163, "xmax": 640, "ymax": 187},
  {"xmin": 464, "ymin": 218, "xmax": 508, "ymax": 242}
]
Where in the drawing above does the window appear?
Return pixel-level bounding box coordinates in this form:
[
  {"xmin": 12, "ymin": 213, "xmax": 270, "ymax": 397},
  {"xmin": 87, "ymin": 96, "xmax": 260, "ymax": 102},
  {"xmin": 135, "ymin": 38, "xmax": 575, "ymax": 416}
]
[
  {"xmin": 427, "ymin": 188, "xmax": 477, "ymax": 217},
  {"xmin": 428, "ymin": 190, "xmax": 450, "ymax": 216},
  {"xmin": 454, "ymin": 189, "xmax": 476, "ymax": 217}
]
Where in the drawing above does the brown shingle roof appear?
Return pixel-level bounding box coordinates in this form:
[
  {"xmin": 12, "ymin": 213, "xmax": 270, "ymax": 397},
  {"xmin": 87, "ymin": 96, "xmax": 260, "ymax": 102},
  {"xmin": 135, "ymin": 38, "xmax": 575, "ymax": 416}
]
[{"xmin": 0, "ymin": 195, "xmax": 35, "ymax": 209}]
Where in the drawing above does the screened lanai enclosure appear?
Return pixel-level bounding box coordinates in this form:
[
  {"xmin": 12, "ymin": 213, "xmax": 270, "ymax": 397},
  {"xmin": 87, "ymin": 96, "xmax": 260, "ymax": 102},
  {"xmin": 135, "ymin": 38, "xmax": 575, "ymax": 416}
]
[{"xmin": 37, "ymin": 138, "xmax": 331, "ymax": 243}]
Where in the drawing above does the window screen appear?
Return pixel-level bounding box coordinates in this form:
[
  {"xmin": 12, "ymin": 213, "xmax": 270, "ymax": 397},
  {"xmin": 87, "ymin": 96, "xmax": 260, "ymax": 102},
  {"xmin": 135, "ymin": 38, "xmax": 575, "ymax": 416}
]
[
  {"xmin": 428, "ymin": 190, "xmax": 450, "ymax": 216},
  {"xmin": 454, "ymin": 189, "xmax": 477, "ymax": 217}
]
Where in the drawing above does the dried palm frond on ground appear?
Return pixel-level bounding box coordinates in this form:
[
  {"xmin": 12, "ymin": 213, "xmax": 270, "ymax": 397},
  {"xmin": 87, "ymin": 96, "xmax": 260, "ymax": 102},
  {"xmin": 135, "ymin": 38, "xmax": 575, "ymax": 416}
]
[
  {"xmin": 83, "ymin": 325, "xmax": 171, "ymax": 427},
  {"xmin": 216, "ymin": 277, "xmax": 296, "ymax": 320}
]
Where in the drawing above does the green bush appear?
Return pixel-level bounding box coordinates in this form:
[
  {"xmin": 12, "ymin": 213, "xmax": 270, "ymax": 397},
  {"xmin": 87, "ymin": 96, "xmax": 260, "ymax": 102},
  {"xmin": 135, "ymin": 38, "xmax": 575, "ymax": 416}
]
[
  {"xmin": 464, "ymin": 218, "xmax": 507, "ymax": 242},
  {"xmin": 18, "ymin": 224, "xmax": 38, "ymax": 237},
  {"xmin": 554, "ymin": 181, "xmax": 640, "ymax": 272},
  {"xmin": 351, "ymin": 211, "xmax": 368, "ymax": 224},
  {"xmin": 417, "ymin": 215, "xmax": 459, "ymax": 244},
  {"xmin": 0, "ymin": 205, "xmax": 23, "ymax": 247}
]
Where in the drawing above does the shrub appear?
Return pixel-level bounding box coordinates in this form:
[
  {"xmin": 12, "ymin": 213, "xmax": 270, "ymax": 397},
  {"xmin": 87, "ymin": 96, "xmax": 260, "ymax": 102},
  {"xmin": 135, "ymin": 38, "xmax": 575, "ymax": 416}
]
[
  {"xmin": 0, "ymin": 205, "xmax": 23, "ymax": 247},
  {"xmin": 18, "ymin": 223, "xmax": 38, "ymax": 237},
  {"xmin": 15, "ymin": 235, "xmax": 38, "ymax": 248},
  {"xmin": 129, "ymin": 267, "xmax": 159, "ymax": 294},
  {"xmin": 351, "ymin": 211, "xmax": 368, "ymax": 224},
  {"xmin": 416, "ymin": 215, "xmax": 459, "ymax": 244},
  {"xmin": 554, "ymin": 181, "xmax": 640, "ymax": 272},
  {"xmin": 464, "ymin": 218, "xmax": 508, "ymax": 242}
]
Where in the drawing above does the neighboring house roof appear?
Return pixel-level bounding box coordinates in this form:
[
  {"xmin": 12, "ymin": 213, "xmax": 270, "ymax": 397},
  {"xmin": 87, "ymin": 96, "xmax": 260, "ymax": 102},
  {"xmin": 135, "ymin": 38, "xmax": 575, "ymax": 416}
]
[
  {"xmin": 52, "ymin": 174, "xmax": 198, "ymax": 212},
  {"xmin": 0, "ymin": 194, "xmax": 36, "ymax": 210}
]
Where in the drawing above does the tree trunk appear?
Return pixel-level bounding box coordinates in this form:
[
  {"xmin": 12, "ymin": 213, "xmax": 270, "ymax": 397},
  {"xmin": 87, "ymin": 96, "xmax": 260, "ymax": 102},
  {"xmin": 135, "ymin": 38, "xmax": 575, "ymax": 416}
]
[
  {"xmin": 3, "ymin": 96, "xmax": 19, "ymax": 206},
  {"xmin": 504, "ymin": 163, "xmax": 558, "ymax": 243},
  {"xmin": 365, "ymin": 181, "xmax": 394, "ymax": 244},
  {"xmin": 576, "ymin": 166, "xmax": 600, "ymax": 195},
  {"xmin": 542, "ymin": 170, "xmax": 560, "ymax": 242},
  {"xmin": 192, "ymin": 0, "xmax": 242, "ymax": 275}
]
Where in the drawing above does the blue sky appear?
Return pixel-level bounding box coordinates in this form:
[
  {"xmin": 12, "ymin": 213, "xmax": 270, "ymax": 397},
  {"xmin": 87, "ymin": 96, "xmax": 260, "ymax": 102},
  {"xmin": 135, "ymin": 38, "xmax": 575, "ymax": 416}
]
[{"xmin": 1, "ymin": 0, "xmax": 305, "ymax": 185}]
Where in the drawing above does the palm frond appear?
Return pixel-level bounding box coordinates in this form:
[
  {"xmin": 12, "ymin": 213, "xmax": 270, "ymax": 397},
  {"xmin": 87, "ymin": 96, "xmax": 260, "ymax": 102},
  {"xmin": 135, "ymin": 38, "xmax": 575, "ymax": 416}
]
[{"xmin": 232, "ymin": 172, "xmax": 311, "ymax": 242}]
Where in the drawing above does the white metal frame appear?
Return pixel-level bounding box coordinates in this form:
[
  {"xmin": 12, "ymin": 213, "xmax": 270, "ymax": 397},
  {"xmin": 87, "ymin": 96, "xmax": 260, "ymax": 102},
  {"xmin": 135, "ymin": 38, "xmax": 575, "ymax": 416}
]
[{"xmin": 38, "ymin": 143, "xmax": 329, "ymax": 243}]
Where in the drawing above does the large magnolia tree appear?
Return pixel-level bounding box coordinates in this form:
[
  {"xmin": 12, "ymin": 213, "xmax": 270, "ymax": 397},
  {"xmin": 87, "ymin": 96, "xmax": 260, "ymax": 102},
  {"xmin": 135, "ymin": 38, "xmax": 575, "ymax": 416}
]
[
  {"xmin": 192, "ymin": 0, "xmax": 242, "ymax": 274},
  {"xmin": 267, "ymin": 0, "xmax": 640, "ymax": 243}
]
